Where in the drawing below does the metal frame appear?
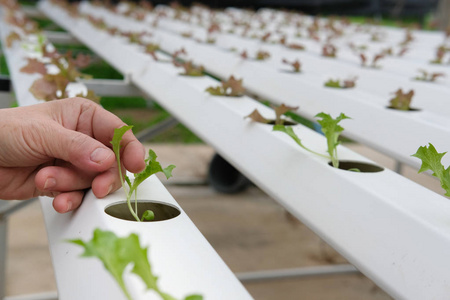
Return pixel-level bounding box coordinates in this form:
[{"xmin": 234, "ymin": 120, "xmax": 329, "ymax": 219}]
[
  {"xmin": 80, "ymin": 78, "xmax": 142, "ymax": 97},
  {"xmin": 236, "ymin": 264, "xmax": 359, "ymax": 282}
]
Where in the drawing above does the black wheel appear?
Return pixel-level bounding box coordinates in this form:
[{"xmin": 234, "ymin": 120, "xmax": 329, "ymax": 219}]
[{"xmin": 208, "ymin": 153, "xmax": 251, "ymax": 194}]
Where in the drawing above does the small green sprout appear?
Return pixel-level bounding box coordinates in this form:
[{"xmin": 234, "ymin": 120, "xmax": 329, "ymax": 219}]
[
  {"xmin": 412, "ymin": 143, "xmax": 450, "ymax": 197},
  {"xmin": 111, "ymin": 126, "xmax": 175, "ymax": 222},
  {"xmin": 316, "ymin": 112, "xmax": 351, "ymax": 168},
  {"xmin": 273, "ymin": 112, "xmax": 350, "ymax": 169}
]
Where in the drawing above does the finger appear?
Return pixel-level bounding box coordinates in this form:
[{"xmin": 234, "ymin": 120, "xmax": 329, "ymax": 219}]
[
  {"xmin": 35, "ymin": 165, "xmax": 95, "ymax": 193},
  {"xmin": 41, "ymin": 125, "xmax": 116, "ymax": 173},
  {"xmin": 66, "ymin": 98, "xmax": 146, "ymax": 172},
  {"xmin": 91, "ymin": 163, "xmax": 126, "ymax": 198},
  {"xmin": 52, "ymin": 190, "xmax": 85, "ymax": 213},
  {"xmin": 121, "ymin": 140, "xmax": 146, "ymax": 173},
  {"xmin": 49, "ymin": 98, "xmax": 145, "ymax": 173}
]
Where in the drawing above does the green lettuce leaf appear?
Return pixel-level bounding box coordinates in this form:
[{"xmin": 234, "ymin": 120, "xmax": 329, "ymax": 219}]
[
  {"xmin": 129, "ymin": 149, "xmax": 175, "ymax": 195},
  {"xmin": 412, "ymin": 143, "xmax": 450, "ymax": 197},
  {"xmin": 69, "ymin": 229, "xmax": 202, "ymax": 300},
  {"xmin": 315, "ymin": 112, "xmax": 350, "ymax": 168},
  {"xmin": 111, "ymin": 125, "xmax": 133, "ymax": 188}
]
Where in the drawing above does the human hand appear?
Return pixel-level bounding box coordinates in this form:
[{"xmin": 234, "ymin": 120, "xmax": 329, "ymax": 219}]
[{"xmin": 0, "ymin": 97, "xmax": 145, "ymax": 213}]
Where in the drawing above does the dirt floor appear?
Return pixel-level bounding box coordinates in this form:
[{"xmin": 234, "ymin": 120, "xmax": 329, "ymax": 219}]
[{"xmin": 4, "ymin": 142, "xmax": 443, "ymax": 299}]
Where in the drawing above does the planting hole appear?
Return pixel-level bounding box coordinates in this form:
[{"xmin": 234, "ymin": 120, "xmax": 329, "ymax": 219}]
[
  {"xmin": 105, "ymin": 200, "xmax": 181, "ymax": 222},
  {"xmin": 266, "ymin": 119, "xmax": 297, "ymax": 126},
  {"xmin": 328, "ymin": 161, "xmax": 384, "ymax": 173},
  {"xmin": 386, "ymin": 106, "xmax": 421, "ymax": 112}
]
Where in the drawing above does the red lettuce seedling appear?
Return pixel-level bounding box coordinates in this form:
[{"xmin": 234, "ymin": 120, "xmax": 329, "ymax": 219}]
[
  {"xmin": 20, "ymin": 58, "xmax": 47, "ymax": 75},
  {"xmin": 388, "ymin": 89, "xmax": 414, "ymax": 110},
  {"xmin": 286, "ymin": 43, "xmax": 305, "ymax": 50},
  {"xmin": 399, "ymin": 30, "xmax": 414, "ymax": 46},
  {"xmin": 6, "ymin": 31, "xmax": 20, "ymax": 47},
  {"xmin": 359, "ymin": 52, "xmax": 385, "ymax": 68},
  {"xmin": 205, "ymin": 76, "xmax": 245, "ymax": 97},
  {"xmin": 412, "ymin": 143, "xmax": 450, "ymax": 197},
  {"xmin": 246, "ymin": 103, "xmax": 298, "ymax": 125},
  {"xmin": 27, "ymin": 51, "xmax": 97, "ymax": 102},
  {"xmin": 414, "ymin": 69, "xmax": 446, "ymax": 82},
  {"xmin": 69, "ymin": 229, "xmax": 203, "ymax": 300},
  {"xmin": 282, "ymin": 58, "xmax": 301, "ymax": 72},
  {"xmin": 324, "ymin": 77, "xmax": 357, "ymax": 89},
  {"xmin": 240, "ymin": 50, "xmax": 248, "ymax": 59},
  {"xmin": 261, "ymin": 32, "xmax": 271, "ymax": 42},
  {"xmin": 322, "ymin": 44, "xmax": 337, "ymax": 57},
  {"xmin": 172, "ymin": 47, "xmax": 187, "ymax": 61},
  {"xmin": 430, "ymin": 45, "xmax": 450, "ymax": 64},
  {"xmin": 144, "ymin": 42, "xmax": 159, "ymax": 60},
  {"xmin": 111, "ymin": 126, "xmax": 175, "ymax": 222},
  {"xmin": 256, "ymin": 50, "xmax": 271, "ymax": 60},
  {"xmin": 174, "ymin": 60, "xmax": 204, "ymax": 76}
]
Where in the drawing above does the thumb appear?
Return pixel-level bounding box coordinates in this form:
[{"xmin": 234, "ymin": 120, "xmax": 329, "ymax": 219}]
[{"xmin": 43, "ymin": 126, "xmax": 115, "ymax": 172}]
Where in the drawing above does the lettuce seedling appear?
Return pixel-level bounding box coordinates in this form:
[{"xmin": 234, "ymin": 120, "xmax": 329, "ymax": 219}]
[
  {"xmin": 69, "ymin": 228, "xmax": 203, "ymax": 300},
  {"xmin": 322, "ymin": 44, "xmax": 337, "ymax": 58},
  {"xmin": 359, "ymin": 52, "xmax": 385, "ymax": 68},
  {"xmin": 144, "ymin": 43, "xmax": 159, "ymax": 60},
  {"xmin": 246, "ymin": 103, "xmax": 298, "ymax": 125},
  {"xmin": 205, "ymin": 76, "xmax": 245, "ymax": 97},
  {"xmin": 261, "ymin": 32, "xmax": 271, "ymax": 42},
  {"xmin": 6, "ymin": 31, "xmax": 20, "ymax": 48},
  {"xmin": 324, "ymin": 77, "xmax": 357, "ymax": 89},
  {"xmin": 316, "ymin": 113, "xmax": 350, "ymax": 168},
  {"xmin": 174, "ymin": 60, "xmax": 204, "ymax": 76},
  {"xmin": 273, "ymin": 112, "xmax": 350, "ymax": 169},
  {"xmin": 286, "ymin": 43, "xmax": 305, "ymax": 51},
  {"xmin": 412, "ymin": 143, "xmax": 450, "ymax": 197},
  {"xmin": 27, "ymin": 51, "xmax": 97, "ymax": 102},
  {"xmin": 399, "ymin": 30, "xmax": 414, "ymax": 46},
  {"xmin": 388, "ymin": 88, "xmax": 414, "ymax": 111},
  {"xmin": 430, "ymin": 45, "xmax": 450, "ymax": 64},
  {"xmin": 239, "ymin": 50, "xmax": 270, "ymax": 61},
  {"xmin": 414, "ymin": 69, "xmax": 445, "ymax": 82},
  {"xmin": 324, "ymin": 79, "xmax": 341, "ymax": 88},
  {"xmin": 282, "ymin": 58, "xmax": 301, "ymax": 72},
  {"xmin": 111, "ymin": 126, "xmax": 175, "ymax": 222},
  {"xmin": 256, "ymin": 50, "xmax": 271, "ymax": 60}
]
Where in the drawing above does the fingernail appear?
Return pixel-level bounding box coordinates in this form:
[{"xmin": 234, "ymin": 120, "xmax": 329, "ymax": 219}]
[
  {"xmin": 107, "ymin": 185, "xmax": 113, "ymax": 195},
  {"xmin": 44, "ymin": 178, "xmax": 56, "ymax": 190},
  {"xmin": 66, "ymin": 201, "xmax": 72, "ymax": 212},
  {"xmin": 90, "ymin": 148, "xmax": 112, "ymax": 164}
]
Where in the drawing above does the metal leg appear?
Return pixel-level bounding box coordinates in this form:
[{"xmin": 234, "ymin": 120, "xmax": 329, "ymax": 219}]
[
  {"xmin": 236, "ymin": 264, "xmax": 359, "ymax": 282},
  {"xmin": 135, "ymin": 116, "xmax": 179, "ymax": 142},
  {"xmin": 80, "ymin": 79, "xmax": 142, "ymax": 97},
  {"xmin": 395, "ymin": 161, "xmax": 403, "ymax": 174}
]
